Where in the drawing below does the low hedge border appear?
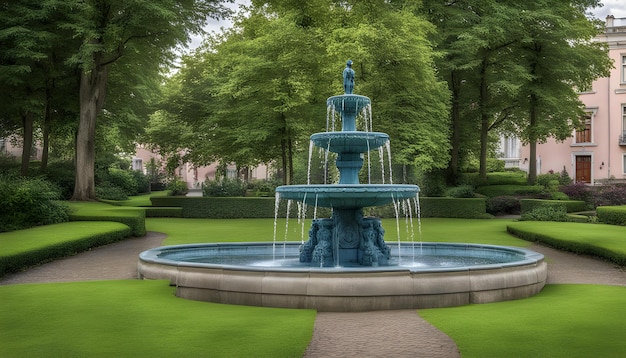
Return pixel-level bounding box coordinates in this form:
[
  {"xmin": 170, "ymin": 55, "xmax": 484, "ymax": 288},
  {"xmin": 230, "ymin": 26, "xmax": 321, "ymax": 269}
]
[
  {"xmin": 69, "ymin": 208, "xmax": 146, "ymax": 236},
  {"xmin": 507, "ymin": 222, "xmax": 626, "ymax": 266},
  {"xmin": 597, "ymin": 205, "xmax": 626, "ymax": 226},
  {"xmin": 520, "ymin": 199, "xmax": 587, "ymax": 214},
  {"xmin": 151, "ymin": 196, "xmax": 490, "ymax": 219},
  {"xmin": 0, "ymin": 221, "xmax": 132, "ymax": 276},
  {"xmin": 144, "ymin": 207, "xmax": 183, "ymax": 218}
]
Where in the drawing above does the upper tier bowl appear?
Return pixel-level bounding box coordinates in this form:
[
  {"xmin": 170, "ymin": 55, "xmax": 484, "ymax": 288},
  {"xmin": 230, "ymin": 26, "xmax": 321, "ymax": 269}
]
[
  {"xmin": 276, "ymin": 184, "xmax": 419, "ymax": 209},
  {"xmin": 311, "ymin": 131, "xmax": 389, "ymax": 153}
]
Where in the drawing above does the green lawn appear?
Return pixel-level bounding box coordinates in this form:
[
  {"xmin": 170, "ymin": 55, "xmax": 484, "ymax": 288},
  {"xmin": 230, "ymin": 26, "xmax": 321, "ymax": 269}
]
[
  {"xmin": 0, "ymin": 280, "xmax": 315, "ymax": 358},
  {"xmin": 4, "ymin": 201, "xmax": 626, "ymax": 357},
  {"xmin": 419, "ymin": 284, "xmax": 626, "ymax": 357}
]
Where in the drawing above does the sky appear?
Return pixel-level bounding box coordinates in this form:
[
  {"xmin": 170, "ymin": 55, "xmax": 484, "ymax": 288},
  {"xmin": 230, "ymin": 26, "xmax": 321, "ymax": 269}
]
[{"xmin": 184, "ymin": 1, "xmax": 626, "ymax": 53}]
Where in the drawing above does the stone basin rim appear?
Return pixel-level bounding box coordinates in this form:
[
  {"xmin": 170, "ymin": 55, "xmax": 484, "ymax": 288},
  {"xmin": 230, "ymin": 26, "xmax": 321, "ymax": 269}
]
[{"xmin": 138, "ymin": 241, "xmax": 544, "ymax": 274}]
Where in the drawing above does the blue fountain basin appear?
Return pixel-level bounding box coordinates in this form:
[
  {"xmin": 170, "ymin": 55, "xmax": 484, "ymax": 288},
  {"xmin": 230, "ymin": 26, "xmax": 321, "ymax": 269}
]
[
  {"xmin": 327, "ymin": 94, "xmax": 371, "ymax": 114},
  {"xmin": 276, "ymin": 184, "xmax": 419, "ymax": 209},
  {"xmin": 311, "ymin": 131, "xmax": 389, "ymax": 153}
]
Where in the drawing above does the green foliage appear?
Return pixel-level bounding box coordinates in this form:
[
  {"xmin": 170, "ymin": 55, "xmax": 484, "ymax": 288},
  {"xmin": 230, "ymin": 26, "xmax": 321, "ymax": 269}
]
[
  {"xmin": 166, "ymin": 179, "xmax": 188, "ymax": 196},
  {"xmin": 475, "ymin": 185, "xmax": 544, "ymax": 198},
  {"xmin": 520, "ymin": 199, "xmax": 587, "ymax": 215},
  {"xmin": 507, "ymin": 221, "xmax": 626, "ymax": 266},
  {"xmin": 144, "ymin": 207, "xmax": 183, "ymax": 218},
  {"xmin": 536, "ymin": 173, "xmax": 561, "ymax": 191},
  {"xmin": 67, "ymin": 202, "xmax": 146, "ymax": 237},
  {"xmin": 0, "ymin": 222, "xmax": 131, "ymax": 276},
  {"xmin": 486, "ymin": 196, "xmax": 520, "ymax": 216},
  {"xmin": 446, "ymin": 185, "xmax": 475, "ymax": 198},
  {"xmin": 520, "ymin": 205, "xmax": 569, "ymax": 222},
  {"xmin": 460, "ymin": 172, "xmax": 527, "ymax": 186},
  {"xmin": 417, "ymin": 170, "xmax": 447, "ymax": 197},
  {"xmin": 203, "ymin": 178, "xmax": 247, "ymax": 197},
  {"xmin": 596, "ymin": 206, "xmax": 626, "ymax": 226},
  {"xmin": 419, "ymin": 198, "xmax": 490, "ymax": 219},
  {"xmin": 95, "ymin": 183, "xmax": 128, "ymax": 201},
  {"xmin": 0, "ymin": 174, "xmax": 71, "ymax": 232}
]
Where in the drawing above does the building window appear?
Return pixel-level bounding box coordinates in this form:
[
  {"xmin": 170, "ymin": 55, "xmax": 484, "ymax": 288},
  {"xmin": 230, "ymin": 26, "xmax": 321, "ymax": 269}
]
[
  {"xmin": 132, "ymin": 158, "xmax": 143, "ymax": 171},
  {"xmin": 623, "ymin": 55, "xmax": 626, "ymax": 83},
  {"xmin": 575, "ymin": 112, "xmax": 592, "ymax": 144},
  {"xmin": 622, "ymin": 105, "xmax": 626, "ymax": 138},
  {"xmin": 623, "ymin": 154, "xmax": 626, "ymax": 175}
]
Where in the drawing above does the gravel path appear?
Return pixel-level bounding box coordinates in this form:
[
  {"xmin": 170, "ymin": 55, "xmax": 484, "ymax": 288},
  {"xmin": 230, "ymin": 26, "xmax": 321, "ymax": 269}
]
[{"xmin": 3, "ymin": 232, "xmax": 626, "ymax": 358}]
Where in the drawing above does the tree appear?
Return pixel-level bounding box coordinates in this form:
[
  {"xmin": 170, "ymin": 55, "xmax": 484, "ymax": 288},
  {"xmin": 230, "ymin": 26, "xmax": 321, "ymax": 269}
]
[
  {"xmin": 512, "ymin": 0, "xmax": 612, "ymax": 184},
  {"xmin": 57, "ymin": 0, "xmax": 230, "ymax": 200}
]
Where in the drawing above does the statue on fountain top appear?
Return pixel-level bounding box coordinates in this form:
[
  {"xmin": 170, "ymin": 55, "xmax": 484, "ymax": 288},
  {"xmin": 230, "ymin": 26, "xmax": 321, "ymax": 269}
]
[{"xmin": 343, "ymin": 60, "xmax": 355, "ymax": 94}]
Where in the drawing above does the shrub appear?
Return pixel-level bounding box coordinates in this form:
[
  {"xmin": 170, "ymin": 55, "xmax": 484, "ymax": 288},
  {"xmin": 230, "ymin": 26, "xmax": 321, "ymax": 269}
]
[
  {"xmin": 130, "ymin": 170, "xmax": 150, "ymax": 194},
  {"xmin": 417, "ymin": 170, "xmax": 447, "ymax": 197},
  {"xmin": 99, "ymin": 168, "xmax": 138, "ymax": 196},
  {"xmin": 596, "ymin": 206, "xmax": 626, "ymax": 226},
  {"xmin": 560, "ymin": 182, "xmax": 593, "ymax": 208},
  {"xmin": 95, "ymin": 183, "xmax": 128, "ymax": 201},
  {"xmin": 486, "ymin": 196, "xmax": 520, "ymax": 215},
  {"xmin": 203, "ymin": 178, "xmax": 247, "ymax": 197},
  {"xmin": 537, "ymin": 173, "xmax": 560, "ymax": 190},
  {"xmin": 42, "ymin": 160, "xmax": 75, "ymax": 199},
  {"xmin": 167, "ymin": 179, "xmax": 189, "ymax": 196},
  {"xmin": 0, "ymin": 174, "xmax": 71, "ymax": 232},
  {"xmin": 594, "ymin": 184, "xmax": 626, "ymax": 207},
  {"xmin": 520, "ymin": 205, "xmax": 569, "ymax": 222},
  {"xmin": 446, "ymin": 185, "xmax": 475, "ymax": 198}
]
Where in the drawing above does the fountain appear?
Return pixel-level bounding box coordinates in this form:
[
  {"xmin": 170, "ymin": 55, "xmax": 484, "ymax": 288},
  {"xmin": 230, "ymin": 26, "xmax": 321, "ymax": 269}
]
[{"xmin": 138, "ymin": 61, "xmax": 547, "ymax": 311}]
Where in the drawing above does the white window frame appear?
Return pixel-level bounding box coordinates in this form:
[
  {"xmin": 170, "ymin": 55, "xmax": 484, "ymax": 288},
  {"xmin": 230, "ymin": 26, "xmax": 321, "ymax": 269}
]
[{"xmin": 622, "ymin": 54, "xmax": 626, "ymax": 84}]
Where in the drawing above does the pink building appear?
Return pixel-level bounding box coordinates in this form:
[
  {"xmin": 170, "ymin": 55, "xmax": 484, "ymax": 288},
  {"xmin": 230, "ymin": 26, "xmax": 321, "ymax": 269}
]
[
  {"xmin": 520, "ymin": 16, "xmax": 626, "ymax": 184},
  {"xmin": 133, "ymin": 146, "xmax": 270, "ymax": 189}
]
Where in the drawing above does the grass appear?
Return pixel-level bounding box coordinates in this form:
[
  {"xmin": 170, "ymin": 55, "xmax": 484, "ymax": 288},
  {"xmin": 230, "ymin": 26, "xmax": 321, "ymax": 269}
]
[
  {"xmin": 0, "ymin": 221, "xmax": 130, "ymax": 257},
  {"xmin": 419, "ymin": 284, "xmax": 626, "ymax": 357},
  {"xmin": 4, "ymin": 198, "xmax": 626, "ymax": 357},
  {"xmin": 0, "ymin": 280, "xmax": 315, "ymax": 358},
  {"xmin": 508, "ymin": 221, "xmax": 626, "ymax": 257},
  {"xmin": 148, "ymin": 217, "xmax": 529, "ymax": 246}
]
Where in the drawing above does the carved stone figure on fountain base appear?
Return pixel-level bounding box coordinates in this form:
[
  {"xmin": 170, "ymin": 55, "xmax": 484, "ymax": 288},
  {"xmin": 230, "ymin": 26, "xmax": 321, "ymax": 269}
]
[
  {"xmin": 311, "ymin": 221, "xmax": 334, "ymax": 267},
  {"xmin": 359, "ymin": 219, "xmax": 388, "ymax": 266}
]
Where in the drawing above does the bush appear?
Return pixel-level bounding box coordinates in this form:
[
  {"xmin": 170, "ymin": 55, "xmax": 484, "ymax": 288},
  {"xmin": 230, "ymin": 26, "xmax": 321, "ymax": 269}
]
[
  {"xmin": 42, "ymin": 160, "xmax": 75, "ymax": 200},
  {"xmin": 417, "ymin": 170, "xmax": 447, "ymax": 197},
  {"xmin": 475, "ymin": 185, "xmax": 544, "ymax": 198},
  {"xmin": 520, "ymin": 199, "xmax": 587, "ymax": 214},
  {"xmin": 520, "ymin": 205, "xmax": 569, "ymax": 222},
  {"xmin": 559, "ymin": 182, "xmax": 593, "ymax": 208},
  {"xmin": 460, "ymin": 171, "xmax": 527, "ymax": 186},
  {"xmin": 537, "ymin": 173, "xmax": 560, "ymax": 191},
  {"xmin": 99, "ymin": 168, "xmax": 139, "ymax": 196},
  {"xmin": 167, "ymin": 179, "xmax": 188, "ymax": 196},
  {"xmin": 446, "ymin": 185, "xmax": 475, "ymax": 198},
  {"xmin": 596, "ymin": 206, "xmax": 626, "ymax": 226},
  {"xmin": 95, "ymin": 183, "xmax": 128, "ymax": 201},
  {"xmin": 203, "ymin": 178, "xmax": 247, "ymax": 197},
  {"xmin": 594, "ymin": 184, "xmax": 626, "ymax": 207},
  {"xmin": 486, "ymin": 196, "xmax": 520, "ymax": 215},
  {"xmin": 0, "ymin": 174, "xmax": 71, "ymax": 232}
]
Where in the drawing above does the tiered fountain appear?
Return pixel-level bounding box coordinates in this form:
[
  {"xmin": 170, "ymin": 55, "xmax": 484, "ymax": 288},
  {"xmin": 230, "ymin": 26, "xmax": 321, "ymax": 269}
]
[
  {"xmin": 276, "ymin": 59, "xmax": 419, "ymax": 267},
  {"xmin": 138, "ymin": 61, "xmax": 547, "ymax": 311}
]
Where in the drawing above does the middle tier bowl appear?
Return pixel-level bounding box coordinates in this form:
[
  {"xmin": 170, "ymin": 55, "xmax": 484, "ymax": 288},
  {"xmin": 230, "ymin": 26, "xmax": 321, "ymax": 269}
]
[
  {"xmin": 311, "ymin": 131, "xmax": 389, "ymax": 153},
  {"xmin": 275, "ymin": 184, "xmax": 420, "ymax": 209}
]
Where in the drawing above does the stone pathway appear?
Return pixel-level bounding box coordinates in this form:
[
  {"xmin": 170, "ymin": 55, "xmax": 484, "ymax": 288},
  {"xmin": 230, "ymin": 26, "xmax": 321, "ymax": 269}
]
[{"xmin": 3, "ymin": 232, "xmax": 626, "ymax": 357}]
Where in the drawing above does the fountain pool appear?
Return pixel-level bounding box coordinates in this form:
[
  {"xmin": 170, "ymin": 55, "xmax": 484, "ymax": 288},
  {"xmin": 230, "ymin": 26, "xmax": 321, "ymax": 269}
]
[
  {"xmin": 138, "ymin": 60, "xmax": 546, "ymax": 311},
  {"xmin": 138, "ymin": 242, "xmax": 546, "ymax": 311}
]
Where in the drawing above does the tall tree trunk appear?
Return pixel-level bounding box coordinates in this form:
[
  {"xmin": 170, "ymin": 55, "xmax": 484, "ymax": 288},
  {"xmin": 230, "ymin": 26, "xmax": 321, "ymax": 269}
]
[
  {"xmin": 40, "ymin": 89, "xmax": 51, "ymax": 172},
  {"xmin": 287, "ymin": 137, "xmax": 294, "ymax": 185},
  {"xmin": 527, "ymin": 94, "xmax": 538, "ymax": 185},
  {"xmin": 447, "ymin": 70, "xmax": 461, "ymax": 185},
  {"xmin": 20, "ymin": 112, "xmax": 34, "ymax": 176},
  {"xmin": 478, "ymin": 59, "xmax": 489, "ymax": 184},
  {"xmin": 72, "ymin": 58, "xmax": 108, "ymax": 201},
  {"xmin": 280, "ymin": 138, "xmax": 288, "ymax": 185}
]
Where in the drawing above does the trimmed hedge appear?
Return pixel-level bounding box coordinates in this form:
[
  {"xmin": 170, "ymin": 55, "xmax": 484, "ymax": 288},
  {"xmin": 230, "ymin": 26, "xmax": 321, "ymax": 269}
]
[
  {"xmin": 144, "ymin": 207, "xmax": 183, "ymax": 218},
  {"xmin": 597, "ymin": 205, "xmax": 626, "ymax": 226},
  {"xmin": 151, "ymin": 196, "xmax": 490, "ymax": 219},
  {"xmin": 0, "ymin": 222, "xmax": 131, "ymax": 276},
  {"xmin": 69, "ymin": 208, "xmax": 146, "ymax": 236},
  {"xmin": 507, "ymin": 222, "xmax": 626, "ymax": 266},
  {"xmin": 520, "ymin": 199, "xmax": 587, "ymax": 214},
  {"xmin": 475, "ymin": 185, "xmax": 544, "ymax": 198}
]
